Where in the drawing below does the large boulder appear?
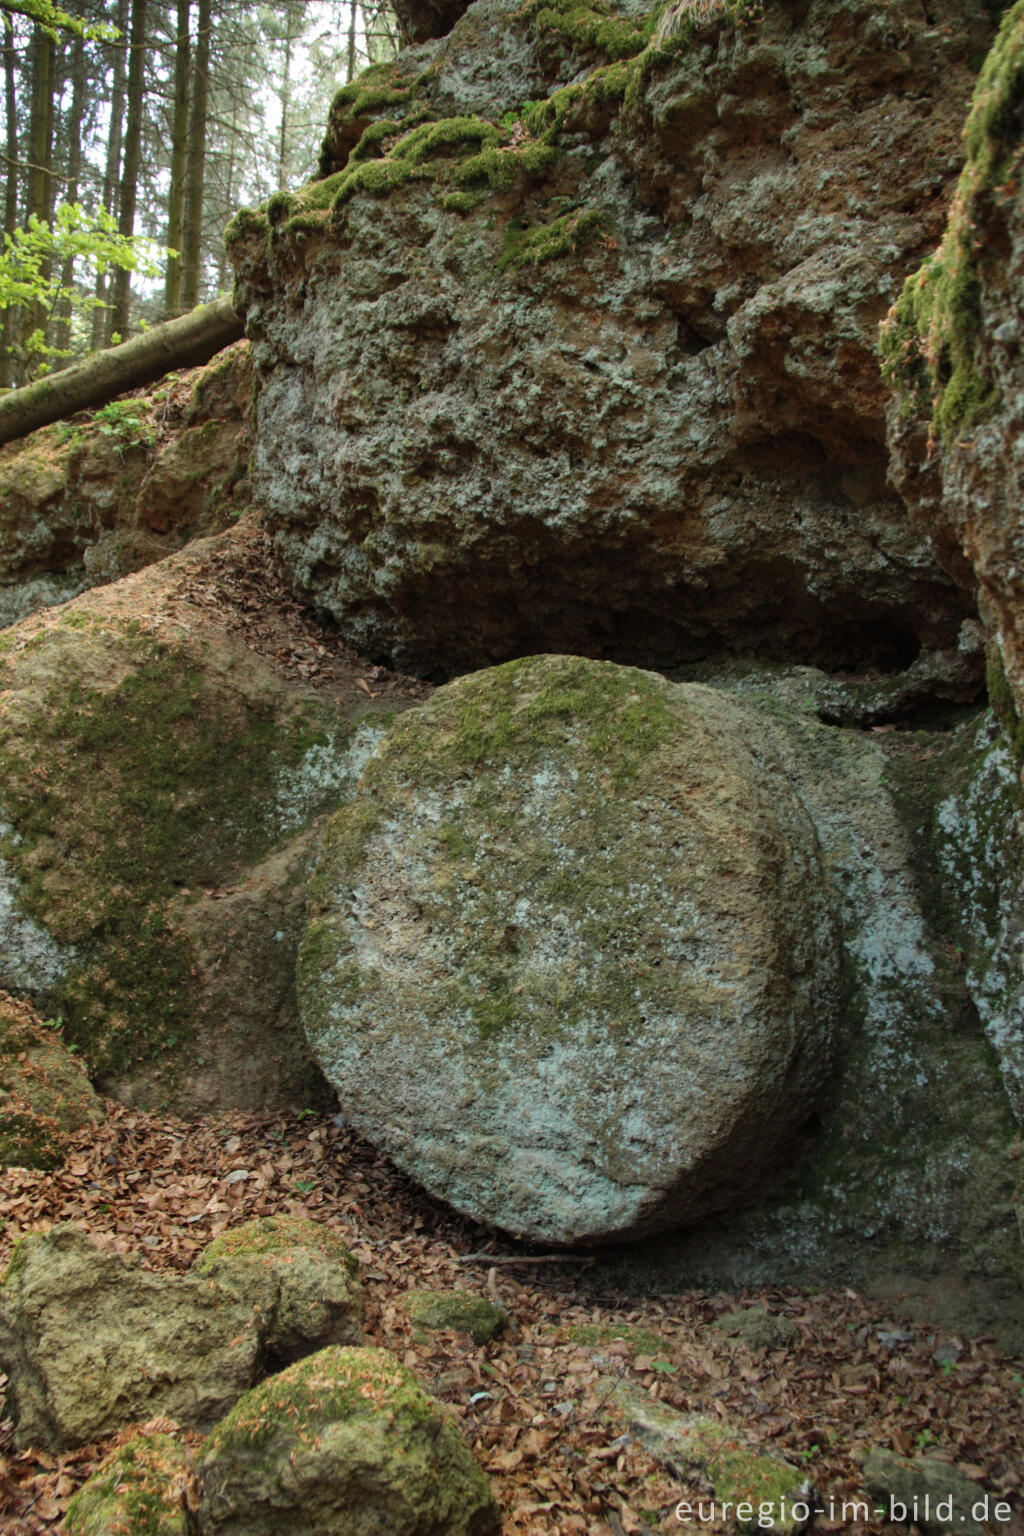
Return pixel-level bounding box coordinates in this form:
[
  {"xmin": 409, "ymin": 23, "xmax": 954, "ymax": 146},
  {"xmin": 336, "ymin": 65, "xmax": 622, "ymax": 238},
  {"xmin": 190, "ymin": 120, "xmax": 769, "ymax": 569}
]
[
  {"xmin": 0, "ymin": 1218, "xmax": 363, "ymax": 1449},
  {"xmin": 0, "ymin": 521, "xmax": 407, "ymax": 1110},
  {"xmin": 0, "ymin": 343, "xmax": 253, "ymax": 629},
  {"xmin": 0, "ymin": 990, "xmax": 104, "ymax": 1169},
  {"xmin": 197, "ymin": 1345, "xmax": 500, "ymax": 1536},
  {"xmin": 884, "ymin": 0, "xmax": 1024, "ymax": 741},
  {"xmin": 229, "ymin": 0, "xmax": 990, "ymax": 679},
  {"xmin": 299, "ymin": 655, "xmax": 842, "ymax": 1243}
]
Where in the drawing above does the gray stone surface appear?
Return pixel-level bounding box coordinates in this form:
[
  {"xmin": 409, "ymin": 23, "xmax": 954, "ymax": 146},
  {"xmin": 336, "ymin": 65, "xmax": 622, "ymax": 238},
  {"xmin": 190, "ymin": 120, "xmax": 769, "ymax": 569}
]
[
  {"xmin": 299, "ymin": 655, "xmax": 842, "ymax": 1244},
  {"xmin": 233, "ymin": 0, "xmax": 990, "ymax": 677}
]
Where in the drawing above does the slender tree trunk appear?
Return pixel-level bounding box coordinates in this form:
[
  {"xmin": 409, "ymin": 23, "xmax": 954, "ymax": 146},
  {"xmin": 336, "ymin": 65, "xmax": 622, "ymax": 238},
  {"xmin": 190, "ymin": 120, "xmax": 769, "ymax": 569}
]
[
  {"xmin": 22, "ymin": 26, "xmax": 56, "ymax": 378},
  {"xmin": 94, "ymin": 0, "xmax": 129, "ymax": 349},
  {"xmin": 278, "ymin": 6, "xmax": 296, "ymax": 192},
  {"xmin": 216, "ymin": 95, "xmax": 238, "ymax": 293},
  {"xmin": 347, "ymin": 0, "xmax": 357, "ymax": 83},
  {"xmin": 53, "ymin": 31, "xmax": 87, "ymax": 360},
  {"xmin": 0, "ymin": 300, "xmax": 243, "ymax": 446},
  {"xmin": 1, "ymin": 14, "xmax": 18, "ymax": 387},
  {"xmin": 109, "ymin": 0, "xmax": 148, "ymax": 342},
  {"xmin": 163, "ymin": 0, "xmax": 190, "ymax": 318},
  {"xmin": 180, "ymin": 0, "xmax": 210, "ymax": 311}
]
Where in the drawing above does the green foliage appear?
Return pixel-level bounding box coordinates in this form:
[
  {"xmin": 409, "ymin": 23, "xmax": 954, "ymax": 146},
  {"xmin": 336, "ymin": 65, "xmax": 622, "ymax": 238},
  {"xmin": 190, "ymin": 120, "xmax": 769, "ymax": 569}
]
[
  {"xmin": 0, "ymin": 204, "xmax": 168, "ymax": 381},
  {"xmin": 93, "ymin": 399, "xmax": 155, "ymax": 448},
  {"xmin": 0, "ymin": 0, "xmax": 117, "ymax": 40}
]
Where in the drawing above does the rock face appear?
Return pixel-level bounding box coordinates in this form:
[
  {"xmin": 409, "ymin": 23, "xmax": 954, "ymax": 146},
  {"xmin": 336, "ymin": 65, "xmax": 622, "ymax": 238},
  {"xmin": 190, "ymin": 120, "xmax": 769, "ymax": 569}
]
[
  {"xmin": 0, "ymin": 343, "xmax": 253, "ymax": 629},
  {"xmin": 0, "ymin": 522, "xmax": 406, "ymax": 1110},
  {"xmin": 0, "ymin": 1218, "xmax": 363, "ymax": 1450},
  {"xmin": 0, "ymin": 991, "xmax": 104, "ymax": 1169},
  {"xmin": 299, "ymin": 654, "xmax": 841, "ymax": 1244},
  {"xmin": 229, "ymin": 0, "xmax": 991, "ymax": 678},
  {"xmin": 884, "ymin": 0, "xmax": 1024, "ymax": 741},
  {"xmin": 198, "ymin": 1345, "xmax": 500, "ymax": 1536}
]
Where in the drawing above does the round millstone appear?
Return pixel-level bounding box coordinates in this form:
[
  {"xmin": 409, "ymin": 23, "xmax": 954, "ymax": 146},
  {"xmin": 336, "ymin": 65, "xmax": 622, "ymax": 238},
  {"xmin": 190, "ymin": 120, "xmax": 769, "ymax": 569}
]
[{"xmin": 298, "ymin": 655, "xmax": 841, "ymax": 1244}]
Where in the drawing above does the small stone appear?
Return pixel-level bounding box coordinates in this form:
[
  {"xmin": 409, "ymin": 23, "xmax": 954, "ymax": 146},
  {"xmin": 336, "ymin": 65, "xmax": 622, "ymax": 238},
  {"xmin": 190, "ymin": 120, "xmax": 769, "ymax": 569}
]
[
  {"xmin": 861, "ymin": 1447, "xmax": 990, "ymax": 1536},
  {"xmin": 403, "ymin": 1288, "xmax": 507, "ymax": 1345},
  {"xmin": 713, "ymin": 1307, "xmax": 800, "ymax": 1352}
]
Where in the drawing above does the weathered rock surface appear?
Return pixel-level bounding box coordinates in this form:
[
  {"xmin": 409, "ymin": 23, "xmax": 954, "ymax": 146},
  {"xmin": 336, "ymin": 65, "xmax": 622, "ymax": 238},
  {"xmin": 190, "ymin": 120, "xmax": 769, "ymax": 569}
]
[
  {"xmin": 0, "ymin": 343, "xmax": 253, "ymax": 628},
  {"xmin": 299, "ymin": 654, "xmax": 842, "ymax": 1244},
  {"xmin": 884, "ymin": 0, "xmax": 1024, "ymax": 737},
  {"xmin": 197, "ymin": 1345, "xmax": 500, "ymax": 1536},
  {"xmin": 861, "ymin": 1448, "xmax": 991, "ymax": 1536},
  {"xmin": 64, "ymin": 1432, "xmax": 196, "ymax": 1536},
  {"xmin": 0, "ymin": 521, "xmax": 412, "ymax": 1110},
  {"xmin": 0, "ymin": 1218, "xmax": 363, "ymax": 1450},
  {"xmin": 230, "ymin": 0, "xmax": 990, "ymax": 679},
  {"xmin": 404, "ymin": 1288, "xmax": 508, "ymax": 1344},
  {"xmin": 0, "ymin": 990, "xmax": 104, "ymax": 1169},
  {"xmin": 613, "ymin": 1388, "xmax": 811, "ymax": 1535}
]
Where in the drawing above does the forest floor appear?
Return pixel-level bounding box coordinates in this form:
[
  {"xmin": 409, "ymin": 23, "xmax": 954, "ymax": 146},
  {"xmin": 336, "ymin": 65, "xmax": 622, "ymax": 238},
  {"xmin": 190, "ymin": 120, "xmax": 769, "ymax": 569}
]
[{"xmin": 1, "ymin": 1105, "xmax": 1023, "ymax": 1535}]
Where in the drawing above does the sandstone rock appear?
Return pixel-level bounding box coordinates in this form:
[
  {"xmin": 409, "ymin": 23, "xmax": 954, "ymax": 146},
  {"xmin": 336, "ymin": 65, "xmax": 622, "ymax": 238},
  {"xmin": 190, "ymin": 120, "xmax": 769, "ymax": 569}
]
[
  {"xmin": 404, "ymin": 1289, "xmax": 507, "ymax": 1344},
  {"xmin": 196, "ymin": 1215, "xmax": 364, "ymax": 1365},
  {"xmin": 197, "ymin": 1345, "xmax": 500, "ymax": 1536},
  {"xmin": 63, "ymin": 1432, "xmax": 196, "ymax": 1536},
  {"xmin": 0, "ymin": 523, "xmax": 399, "ymax": 1110},
  {"xmin": 231, "ymin": 0, "xmax": 989, "ymax": 680},
  {"xmin": 613, "ymin": 1389, "xmax": 811, "ymax": 1535},
  {"xmin": 884, "ymin": 0, "xmax": 1024, "ymax": 736},
  {"xmin": 0, "ymin": 1218, "xmax": 363, "ymax": 1449},
  {"xmin": 299, "ymin": 654, "xmax": 841, "ymax": 1244},
  {"xmin": 0, "ymin": 990, "xmax": 103, "ymax": 1169},
  {"xmin": 0, "ymin": 343, "xmax": 252, "ymax": 627}
]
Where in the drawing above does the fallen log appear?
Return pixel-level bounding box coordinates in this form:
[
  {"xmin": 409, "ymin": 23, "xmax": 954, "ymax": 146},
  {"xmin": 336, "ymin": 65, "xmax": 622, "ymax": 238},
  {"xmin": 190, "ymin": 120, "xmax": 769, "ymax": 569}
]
[{"xmin": 0, "ymin": 298, "xmax": 244, "ymax": 448}]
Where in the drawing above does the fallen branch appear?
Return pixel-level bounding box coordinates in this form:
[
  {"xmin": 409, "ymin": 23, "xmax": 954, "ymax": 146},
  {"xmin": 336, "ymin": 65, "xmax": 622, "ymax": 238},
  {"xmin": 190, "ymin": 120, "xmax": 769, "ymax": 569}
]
[
  {"xmin": 457, "ymin": 1252, "xmax": 595, "ymax": 1265},
  {"xmin": 0, "ymin": 297, "xmax": 244, "ymax": 447}
]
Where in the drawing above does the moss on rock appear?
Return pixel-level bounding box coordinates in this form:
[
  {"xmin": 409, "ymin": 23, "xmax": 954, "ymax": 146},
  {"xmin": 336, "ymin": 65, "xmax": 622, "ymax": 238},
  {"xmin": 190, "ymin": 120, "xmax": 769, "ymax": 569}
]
[
  {"xmin": 0, "ymin": 991, "xmax": 103, "ymax": 1169},
  {"xmin": 198, "ymin": 1345, "xmax": 500, "ymax": 1536},
  {"xmin": 64, "ymin": 1432, "xmax": 195, "ymax": 1536},
  {"xmin": 404, "ymin": 1288, "xmax": 507, "ymax": 1344},
  {"xmin": 880, "ymin": 0, "xmax": 1024, "ymax": 440}
]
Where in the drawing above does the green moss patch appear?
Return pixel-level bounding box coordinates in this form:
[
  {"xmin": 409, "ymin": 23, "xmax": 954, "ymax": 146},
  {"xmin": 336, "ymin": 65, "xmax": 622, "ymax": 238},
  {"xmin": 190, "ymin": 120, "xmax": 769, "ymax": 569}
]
[
  {"xmin": 880, "ymin": 0, "xmax": 1024, "ymax": 440},
  {"xmin": 404, "ymin": 1288, "xmax": 507, "ymax": 1344},
  {"xmin": 198, "ymin": 1215, "xmax": 358, "ymax": 1276},
  {"xmin": 64, "ymin": 1432, "xmax": 194, "ymax": 1536},
  {"xmin": 0, "ymin": 617, "xmax": 350, "ymax": 1077}
]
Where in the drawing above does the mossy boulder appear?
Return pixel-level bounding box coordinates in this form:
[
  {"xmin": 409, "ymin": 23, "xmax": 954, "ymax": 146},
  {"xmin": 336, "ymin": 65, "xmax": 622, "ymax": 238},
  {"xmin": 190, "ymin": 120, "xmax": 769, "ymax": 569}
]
[
  {"xmin": 0, "ymin": 990, "xmax": 103, "ymax": 1168},
  {"xmin": 299, "ymin": 655, "xmax": 841, "ymax": 1244},
  {"xmin": 0, "ymin": 527, "xmax": 393, "ymax": 1108},
  {"xmin": 614, "ymin": 1389, "xmax": 812, "ymax": 1535},
  {"xmin": 404, "ymin": 1288, "xmax": 507, "ymax": 1344},
  {"xmin": 197, "ymin": 1215, "xmax": 364, "ymax": 1364},
  {"xmin": 197, "ymin": 1345, "xmax": 500, "ymax": 1536},
  {"xmin": 230, "ymin": 0, "xmax": 984, "ymax": 680},
  {"xmin": 884, "ymin": 0, "xmax": 1024, "ymax": 731},
  {"xmin": 63, "ymin": 1432, "xmax": 195, "ymax": 1536},
  {"xmin": 0, "ymin": 1218, "xmax": 365, "ymax": 1450}
]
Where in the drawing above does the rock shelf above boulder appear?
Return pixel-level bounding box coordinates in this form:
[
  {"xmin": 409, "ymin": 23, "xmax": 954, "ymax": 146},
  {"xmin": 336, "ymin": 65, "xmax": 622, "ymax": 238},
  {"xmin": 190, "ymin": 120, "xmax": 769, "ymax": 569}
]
[{"xmin": 298, "ymin": 654, "xmax": 842, "ymax": 1244}]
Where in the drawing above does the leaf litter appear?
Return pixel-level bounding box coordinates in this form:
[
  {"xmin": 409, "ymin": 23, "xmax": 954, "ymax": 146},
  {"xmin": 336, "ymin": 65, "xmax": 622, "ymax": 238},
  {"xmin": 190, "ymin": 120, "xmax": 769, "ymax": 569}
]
[{"xmin": 0, "ymin": 1105, "xmax": 1022, "ymax": 1535}]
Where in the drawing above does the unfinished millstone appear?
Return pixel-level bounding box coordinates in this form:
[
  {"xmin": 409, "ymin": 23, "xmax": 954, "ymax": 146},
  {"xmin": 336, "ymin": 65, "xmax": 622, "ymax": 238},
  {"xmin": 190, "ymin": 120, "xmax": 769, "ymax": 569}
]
[
  {"xmin": 298, "ymin": 654, "xmax": 842, "ymax": 1244},
  {"xmin": 197, "ymin": 1345, "xmax": 500, "ymax": 1536}
]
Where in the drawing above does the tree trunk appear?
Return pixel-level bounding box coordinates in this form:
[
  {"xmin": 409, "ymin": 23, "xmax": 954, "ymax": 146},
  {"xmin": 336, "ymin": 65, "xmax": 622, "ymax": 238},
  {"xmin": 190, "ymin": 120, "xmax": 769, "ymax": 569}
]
[
  {"xmin": 53, "ymin": 30, "xmax": 88, "ymax": 359},
  {"xmin": 347, "ymin": 0, "xmax": 357, "ymax": 83},
  {"xmin": 0, "ymin": 13, "xmax": 18, "ymax": 388},
  {"xmin": 109, "ymin": 0, "xmax": 147, "ymax": 341},
  {"xmin": 0, "ymin": 299, "xmax": 244, "ymax": 447},
  {"xmin": 94, "ymin": 0, "xmax": 130, "ymax": 350},
  {"xmin": 22, "ymin": 26, "xmax": 56, "ymax": 377},
  {"xmin": 180, "ymin": 0, "xmax": 210, "ymax": 311},
  {"xmin": 163, "ymin": 0, "xmax": 190, "ymax": 318}
]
